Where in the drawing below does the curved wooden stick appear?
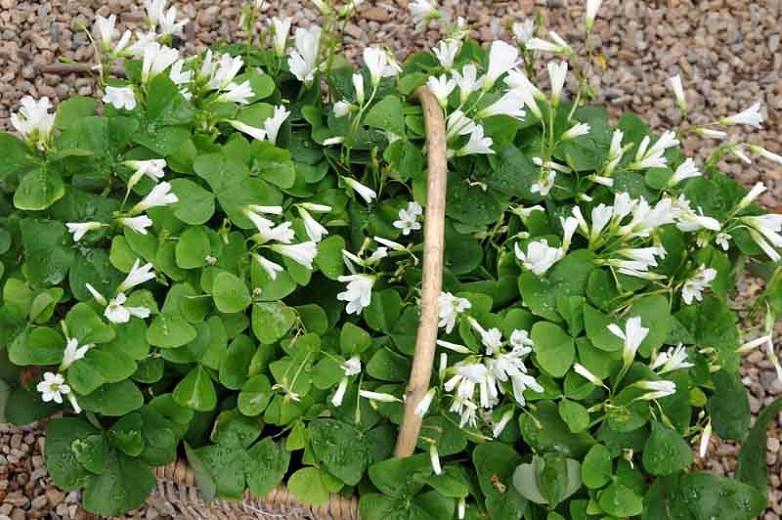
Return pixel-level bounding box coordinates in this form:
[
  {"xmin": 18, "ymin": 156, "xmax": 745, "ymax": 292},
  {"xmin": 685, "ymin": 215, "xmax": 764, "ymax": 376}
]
[{"xmin": 394, "ymin": 85, "xmax": 448, "ymax": 458}]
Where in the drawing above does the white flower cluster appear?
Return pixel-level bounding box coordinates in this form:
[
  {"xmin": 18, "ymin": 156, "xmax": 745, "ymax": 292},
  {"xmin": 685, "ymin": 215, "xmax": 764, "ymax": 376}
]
[{"xmin": 244, "ymin": 205, "xmax": 320, "ymax": 278}]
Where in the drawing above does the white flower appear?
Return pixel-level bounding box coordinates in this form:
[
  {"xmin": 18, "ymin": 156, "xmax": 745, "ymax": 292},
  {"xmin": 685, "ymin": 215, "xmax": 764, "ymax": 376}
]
[
  {"xmin": 699, "ymin": 420, "xmax": 712, "ymax": 459},
  {"xmin": 715, "ymin": 232, "xmax": 731, "ymax": 251},
  {"xmin": 456, "ymin": 125, "xmax": 494, "ymax": 156},
  {"xmin": 207, "ymin": 54, "xmax": 245, "ymax": 91},
  {"xmin": 415, "ymin": 388, "xmax": 437, "ymax": 417},
  {"xmin": 480, "ymin": 327, "xmax": 504, "ymax": 355},
  {"xmin": 113, "ymin": 30, "xmax": 132, "ymax": 56},
  {"xmin": 118, "ymin": 215, "xmax": 153, "ymax": 235},
  {"xmin": 409, "ymin": 0, "xmax": 440, "ymax": 27},
  {"xmin": 93, "ymin": 14, "xmax": 118, "ymax": 51},
  {"xmin": 37, "ymin": 372, "xmax": 70, "ymax": 405},
  {"xmin": 119, "ymin": 260, "xmax": 156, "ymax": 293},
  {"xmin": 630, "ymin": 130, "xmax": 680, "ymax": 170},
  {"xmin": 11, "ymin": 96, "xmax": 56, "ymax": 148},
  {"xmin": 608, "ymin": 316, "xmax": 649, "ymax": 367},
  {"xmin": 720, "ymin": 102, "xmax": 763, "ymax": 128},
  {"xmin": 477, "ymin": 90, "xmax": 526, "ymax": 120},
  {"xmin": 393, "ymin": 201, "xmax": 423, "ymax": 236},
  {"xmin": 270, "ymin": 17, "xmax": 292, "ymax": 56},
  {"xmin": 525, "ymin": 31, "xmax": 572, "ymax": 55},
  {"xmin": 66, "ymin": 222, "xmax": 104, "ymax": 242},
  {"xmin": 531, "ymin": 170, "xmax": 557, "ymax": 196},
  {"xmin": 741, "ymin": 214, "xmax": 782, "ymax": 262},
  {"xmin": 672, "ymin": 196, "xmax": 721, "ymax": 233},
  {"xmin": 505, "ymin": 70, "xmax": 543, "ymax": 118},
  {"xmin": 509, "ymin": 329, "xmax": 533, "ymax": 350},
  {"xmin": 359, "ymin": 390, "xmax": 401, "ymax": 403},
  {"xmin": 668, "ymin": 74, "xmax": 687, "ymax": 112},
  {"xmin": 562, "ymin": 122, "xmax": 590, "ymax": 140},
  {"xmin": 738, "ymin": 182, "xmax": 767, "ymax": 210},
  {"xmin": 748, "ymin": 144, "xmax": 782, "ymax": 166},
  {"xmin": 131, "ymin": 181, "xmax": 178, "ymax": 214},
  {"xmin": 333, "ymin": 100, "xmax": 353, "ymax": 117},
  {"xmin": 453, "ymin": 64, "xmax": 481, "ymax": 103},
  {"xmin": 102, "ymin": 85, "xmax": 137, "ymax": 111},
  {"xmin": 298, "ymin": 207, "xmax": 328, "ymax": 242},
  {"xmin": 427, "ymin": 75, "xmax": 456, "ymax": 108},
  {"xmin": 61, "ymin": 338, "xmax": 92, "ymax": 370},
  {"xmin": 547, "ymin": 60, "xmax": 568, "ymax": 104},
  {"xmin": 618, "ymin": 197, "xmax": 677, "ymax": 238},
  {"xmin": 483, "ymin": 40, "xmax": 519, "ymax": 89},
  {"xmin": 432, "ymin": 39, "xmax": 461, "ymax": 69},
  {"xmin": 144, "ymin": 0, "xmax": 166, "ymax": 27},
  {"xmin": 337, "ymin": 274, "xmax": 375, "ymax": 315},
  {"xmin": 732, "ymin": 145, "xmax": 752, "ymax": 164},
  {"xmin": 513, "ymin": 19, "xmax": 535, "ymax": 44},
  {"xmin": 270, "ymin": 242, "xmax": 318, "ymax": 269},
  {"xmin": 125, "ymin": 159, "xmax": 167, "ymax": 187},
  {"xmin": 635, "ymin": 379, "xmax": 677, "ymax": 400},
  {"xmin": 323, "ymin": 136, "xmax": 345, "ymax": 146},
  {"xmin": 445, "ymin": 362, "xmax": 492, "ymax": 409},
  {"xmin": 331, "ymin": 377, "xmax": 349, "ymax": 407},
  {"xmin": 446, "ymin": 110, "xmax": 477, "ymax": 139},
  {"xmin": 668, "ymin": 158, "xmax": 701, "ymax": 186},
  {"xmin": 157, "ymin": 5, "xmax": 187, "ymax": 36},
  {"xmin": 253, "ymin": 253, "xmax": 285, "ymax": 280},
  {"xmin": 694, "ymin": 127, "xmax": 728, "ymax": 140},
  {"xmin": 429, "ymin": 443, "xmax": 442, "ymax": 475},
  {"xmin": 514, "ymin": 239, "xmax": 564, "ymax": 276},
  {"xmin": 650, "ymin": 344, "xmax": 694, "ymax": 374},
  {"xmin": 573, "ymin": 363, "xmax": 605, "ymax": 387},
  {"xmin": 491, "ymin": 409, "xmax": 515, "ymax": 438},
  {"xmin": 218, "ymin": 81, "xmax": 254, "ymax": 104},
  {"xmin": 560, "ymin": 216, "xmax": 579, "ymax": 252},
  {"xmin": 585, "ymin": 0, "xmax": 603, "ymax": 31},
  {"xmin": 604, "ymin": 129, "xmax": 625, "ymax": 175},
  {"xmin": 169, "ymin": 60, "xmax": 192, "ymax": 85},
  {"xmin": 104, "ymin": 292, "xmax": 151, "ymax": 324},
  {"xmin": 352, "ymin": 73, "xmax": 365, "ymax": 105},
  {"xmin": 256, "ymin": 221, "xmax": 294, "ymax": 244},
  {"xmin": 363, "ymin": 46, "xmax": 396, "ymax": 87},
  {"xmin": 141, "ymin": 43, "xmax": 180, "ymax": 83},
  {"xmin": 374, "ymin": 236, "xmax": 407, "ymax": 252},
  {"xmin": 299, "ymin": 202, "xmax": 331, "ymax": 213},
  {"xmin": 342, "ymin": 177, "xmax": 377, "ymax": 204},
  {"xmin": 681, "ymin": 265, "xmax": 717, "ymax": 305},
  {"xmin": 228, "ymin": 120, "xmax": 267, "ymax": 141},
  {"xmin": 264, "ymin": 105, "xmax": 290, "ymax": 145},
  {"xmin": 128, "ymin": 31, "xmax": 158, "ymax": 58}
]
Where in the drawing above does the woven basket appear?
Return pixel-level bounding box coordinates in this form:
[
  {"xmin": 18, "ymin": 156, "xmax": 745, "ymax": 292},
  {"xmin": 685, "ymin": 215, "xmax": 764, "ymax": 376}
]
[{"xmin": 147, "ymin": 86, "xmax": 448, "ymax": 520}]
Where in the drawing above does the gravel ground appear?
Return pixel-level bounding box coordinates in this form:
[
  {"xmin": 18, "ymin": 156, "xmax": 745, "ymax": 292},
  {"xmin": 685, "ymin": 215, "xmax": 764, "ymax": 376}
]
[{"xmin": 0, "ymin": 0, "xmax": 781, "ymax": 518}]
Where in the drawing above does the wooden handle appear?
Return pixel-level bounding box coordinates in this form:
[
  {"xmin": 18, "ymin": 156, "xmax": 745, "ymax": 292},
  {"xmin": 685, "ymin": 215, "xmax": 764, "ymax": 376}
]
[{"xmin": 394, "ymin": 85, "xmax": 448, "ymax": 458}]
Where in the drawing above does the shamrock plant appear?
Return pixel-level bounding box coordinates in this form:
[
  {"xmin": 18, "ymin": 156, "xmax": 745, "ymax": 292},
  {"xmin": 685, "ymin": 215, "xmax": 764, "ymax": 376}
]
[{"xmin": 0, "ymin": 0, "xmax": 780, "ymax": 518}]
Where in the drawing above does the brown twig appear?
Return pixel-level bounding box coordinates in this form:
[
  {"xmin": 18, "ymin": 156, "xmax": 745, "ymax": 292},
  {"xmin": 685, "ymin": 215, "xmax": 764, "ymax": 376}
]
[{"xmin": 394, "ymin": 85, "xmax": 448, "ymax": 458}]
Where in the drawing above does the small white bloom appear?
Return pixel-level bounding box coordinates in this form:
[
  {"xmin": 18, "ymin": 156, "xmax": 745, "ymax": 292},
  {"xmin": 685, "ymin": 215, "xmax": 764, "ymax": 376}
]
[
  {"xmin": 720, "ymin": 102, "xmax": 763, "ymax": 128},
  {"xmin": 681, "ymin": 265, "xmax": 717, "ymax": 305},
  {"xmin": 119, "ymin": 259, "xmax": 156, "ymax": 293},
  {"xmin": 128, "ymin": 31, "xmax": 158, "ymax": 59},
  {"xmin": 218, "ymin": 81, "xmax": 254, "ymax": 104},
  {"xmin": 608, "ymin": 316, "xmax": 649, "ymax": 367},
  {"xmin": 732, "ymin": 145, "xmax": 753, "ymax": 164},
  {"xmin": 298, "ymin": 206, "xmax": 329, "ymax": 242},
  {"xmin": 342, "ymin": 177, "xmax": 377, "ymax": 204},
  {"xmin": 299, "ymin": 203, "xmax": 331, "ymax": 213},
  {"xmin": 694, "ymin": 127, "xmax": 728, "ymax": 140},
  {"xmin": 604, "ymin": 129, "xmax": 625, "ymax": 175},
  {"xmin": 270, "ymin": 242, "xmax": 318, "ymax": 269},
  {"xmin": 393, "ymin": 201, "xmax": 423, "ymax": 236},
  {"xmin": 343, "ymin": 356, "xmax": 362, "ymax": 376},
  {"xmin": 480, "ymin": 327, "xmax": 504, "ymax": 355},
  {"xmin": 253, "ymin": 253, "xmax": 285, "ymax": 280},
  {"xmin": 65, "ymin": 222, "xmax": 104, "ymax": 242},
  {"xmin": 333, "ymin": 100, "xmax": 353, "ymax": 118},
  {"xmin": 374, "ymin": 236, "xmax": 407, "ymax": 252},
  {"xmin": 668, "ymin": 74, "xmax": 687, "ymax": 112},
  {"xmin": 630, "ymin": 130, "xmax": 680, "ymax": 170},
  {"xmin": 10, "ymin": 96, "xmax": 56, "ymax": 149},
  {"xmin": 270, "ymin": 17, "xmax": 292, "ymax": 56},
  {"xmin": 207, "ymin": 54, "xmax": 245, "ymax": 90},
  {"xmin": 426, "ymin": 75, "xmax": 456, "ymax": 108},
  {"xmin": 125, "ymin": 159, "xmax": 167, "ymax": 187},
  {"xmin": 337, "ymin": 274, "xmax": 375, "ymax": 315},
  {"xmin": 504, "ymin": 70, "xmax": 543, "ymax": 118},
  {"xmin": 477, "ymin": 90, "xmax": 526, "ymax": 120},
  {"xmin": 748, "ymin": 144, "xmax": 782, "ymax": 166},
  {"xmin": 131, "ymin": 181, "xmax": 178, "ymax": 214},
  {"xmin": 61, "ymin": 338, "xmax": 93, "ymax": 370},
  {"xmin": 141, "ymin": 42, "xmax": 180, "ymax": 83},
  {"xmin": 530, "ymin": 170, "xmax": 557, "ymax": 196},
  {"xmin": 585, "ymin": 0, "xmax": 603, "ymax": 31},
  {"xmin": 715, "ymin": 232, "xmax": 731, "ymax": 251},
  {"xmin": 525, "ymin": 31, "xmax": 573, "ymax": 55},
  {"xmin": 363, "ymin": 46, "xmax": 397, "ymax": 87},
  {"xmin": 573, "ymin": 363, "xmax": 605, "ymax": 387},
  {"xmin": 432, "ymin": 39, "xmax": 461, "ymax": 69},
  {"xmin": 672, "ymin": 196, "xmax": 721, "ymax": 233},
  {"xmin": 738, "ymin": 182, "xmax": 767, "ymax": 210},
  {"xmin": 483, "ymin": 40, "xmax": 519, "ymax": 90},
  {"xmin": 650, "ymin": 344, "xmax": 694, "ymax": 374},
  {"xmin": 547, "ymin": 60, "xmax": 568, "ymax": 105},
  {"xmin": 668, "ymin": 157, "xmax": 701, "ymax": 186},
  {"xmin": 358, "ymin": 389, "xmax": 401, "ymax": 403},
  {"xmin": 415, "ymin": 388, "xmax": 436, "ymax": 417},
  {"xmin": 263, "ymin": 105, "xmax": 290, "ymax": 145},
  {"xmin": 446, "ymin": 110, "xmax": 477, "ymax": 139},
  {"xmin": 36, "ymin": 372, "xmax": 70, "ymax": 405},
  {"xmin": 509, "ymin": 329, "xmax": 533, "ymax": 351},
  {"xmin": 157, "ymin": 5, "xmax": 187, "ymax": 36},
  {"xmin": 331, "ymin": 377, "xmax": 349, "ymax": 407},
  {"xmin": 456, "ymin": 125, "xmax": 494, "ymax": 156},
  {"xmin": 635, "ymin": 379, "xmax": 677, "ymax": 400},
  {"xmin": 409, "ymin": 0, "xmax": 440, "ymax": 27},
  {"xmin": 453, "ymin": 64, "xmax": 481, "ymax": 103},
  {"xmin": 102, "ymin": 85, "xmax": 137, "ymax": 111},
  {"xmin": 492, "ymin": 409, "xmax": 514, "ymax": 438},
  {"xmin": 169, "ymin": 59, "xmax": 193, "ymax": 85},
  {"xmin": 512, "ymin": 19, "xmax": 535, "ymax": 44},
  {"xmin": 118, "ymin": 215, "xmax": 153, "ymax": 235},
  {"xmin": 514, "ymin": 239, "xmax": 564, "ymax": 276},
  {"xmin": 104, "ymin": 292, "xmax": 151, "ymax": 324},
  {"xmin": 93, "ymin": 14, "xmax": 118, "ymax": 51},
  {"xmin": 699, "ymin": 420, "xmax": 712, "ymax": 459},
  {"xmin": 84, "ymin": 283, "xmax": 108, "ymax": 306},
  {"xmin": 429, "ymin": 443, "xmax": 442, "ymax": 475},
  {"xmin": 742, "ymin": 214, "xmax": 782, "ymax": 262},
  {"xmin": 228, "ymin": 120, "xmax": 267, "ymax": 141},
  {"xmin": 352, "ymin": 73, "xmax": 366, "ymax": 105},
  {"xmin": 562, "ymin": 122, "xmax": 590, "ymax": 140}
]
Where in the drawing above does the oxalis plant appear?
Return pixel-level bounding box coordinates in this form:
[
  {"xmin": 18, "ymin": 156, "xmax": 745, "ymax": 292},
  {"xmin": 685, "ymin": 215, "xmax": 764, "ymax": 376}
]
[{"xmin": 0, "ymin": 0, "xmax": 781, "ymax": 518}]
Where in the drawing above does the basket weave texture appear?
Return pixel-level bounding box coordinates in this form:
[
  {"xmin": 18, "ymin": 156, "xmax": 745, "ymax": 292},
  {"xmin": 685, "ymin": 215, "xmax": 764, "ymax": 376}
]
[{"xmin": 148, "ymin": 86, "xmax": 447, "ymax": 520}]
